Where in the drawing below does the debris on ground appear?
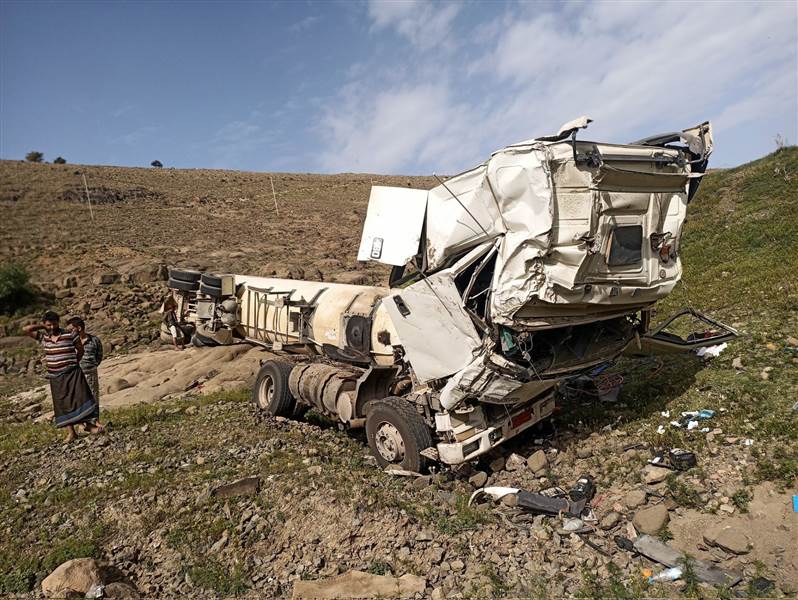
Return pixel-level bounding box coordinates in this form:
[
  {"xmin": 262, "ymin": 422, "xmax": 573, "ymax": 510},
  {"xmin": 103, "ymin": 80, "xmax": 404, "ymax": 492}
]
[{"xmin": 628, "ymin": 534, "xmax": 741, "ymax": 587}]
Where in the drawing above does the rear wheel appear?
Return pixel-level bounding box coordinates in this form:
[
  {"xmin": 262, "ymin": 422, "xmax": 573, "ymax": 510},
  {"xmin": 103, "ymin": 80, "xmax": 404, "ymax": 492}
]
[
  {"xmin": 366, "ymin": 397, "xmax": 433, "ymax": 473},
  {"xmin": 169, "ymin": 268, "xmax": 202, "ymax": 283},
  {"xmin": 199, "ymin": 282, "xmax": 223, "ymax": 297},
  {"xmin": 167, "ymin": 278, "xmax": 199, "ymax": 292},
  {"xmin": 252, "ymin": 360, "xmax": 296, "ymax": 417}
]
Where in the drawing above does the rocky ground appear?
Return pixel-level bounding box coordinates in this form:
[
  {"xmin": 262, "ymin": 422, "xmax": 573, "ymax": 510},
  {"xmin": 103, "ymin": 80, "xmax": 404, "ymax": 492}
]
[{"xmin": 1, "ymin": 150, "xmax": 797, "ymax": 598}]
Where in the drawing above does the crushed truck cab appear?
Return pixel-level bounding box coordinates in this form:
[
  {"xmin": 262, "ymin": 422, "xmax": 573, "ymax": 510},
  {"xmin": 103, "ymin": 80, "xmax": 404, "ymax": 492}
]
[{"xmin": 169, "ymin": 118, "xmax": 734, "ymax": 471}]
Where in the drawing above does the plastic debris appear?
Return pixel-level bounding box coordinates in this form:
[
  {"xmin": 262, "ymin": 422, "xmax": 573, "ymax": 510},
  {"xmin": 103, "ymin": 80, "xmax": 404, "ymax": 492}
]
[
  {"xmin": 562, "ymin": 518, "xmax": 585, "ymax": 531},
  {"xmin": 668, "ymin": 448, "xmax": 697, "ymax": 470},
  {"xmin": 648, "ymin": 567, "xmax": 683, "ymax": 583},
  {"xmin": 568, "ymin": 475, "xmax": 596, "ymax": 502},
  {"xmin": 86, "ymin": 584, "xmax": 105, "ymax": 599},
  {"xmin": 630, "ymin": 535, "xmax": 741, "ymax": 587},
  {"xmin": 696, "ymin": 342, "xmax": 727, "ymax": 358},
  {"xmin": 687, "ymin": 420, "xmax": 698, "ymax": 430},
  {"xmin": 656, "ymin": 425, "xmax": 666, "ymax": 435},
  {"xmin": 792, "ymin": 495, "xmax": 798, "ymax": 513}
]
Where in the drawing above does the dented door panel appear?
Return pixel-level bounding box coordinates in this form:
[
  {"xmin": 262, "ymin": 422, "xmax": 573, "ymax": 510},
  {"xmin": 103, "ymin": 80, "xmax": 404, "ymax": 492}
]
[{"xmin": 628, "ymin": 308, "xmax": 739, "ymax": 356}]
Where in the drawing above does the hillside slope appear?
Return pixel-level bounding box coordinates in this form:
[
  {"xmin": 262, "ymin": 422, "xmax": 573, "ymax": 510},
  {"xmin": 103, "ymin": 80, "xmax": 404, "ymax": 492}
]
[{"xmin": 1, "ymin": 149, "xmax": 797, "ymax": 598}]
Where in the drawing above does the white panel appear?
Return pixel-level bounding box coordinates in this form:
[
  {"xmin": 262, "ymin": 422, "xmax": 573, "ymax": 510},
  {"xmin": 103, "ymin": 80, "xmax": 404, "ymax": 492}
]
[
  {"xmin": 383, "ymin": 273, "xmax": 481, "ymax": 382},
  {"xmin": 357, "ymin": 186, "xmax": 428, "ymax": 266}
]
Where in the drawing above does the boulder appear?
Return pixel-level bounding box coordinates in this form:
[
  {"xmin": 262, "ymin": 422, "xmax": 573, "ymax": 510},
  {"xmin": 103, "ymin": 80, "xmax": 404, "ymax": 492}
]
[
  {"xmin": 93, "ymin": 273, "xmax": 121, "ymax": 285},
  {"xmin": 104, "ymin": 582, "xmax": 140, "ymax": 599},
  {"xmin": 505, "ymin": 453, "xmax": 527, "ymax": 471},
  {"xmin": 212, "ymin": 476, "xmax": 261, "ymax": 499},
  {"xmin": 704, "ymin": 524, "xmax": 751, "ymax": 555},
  {"xmin": 41, "ymin": 558, "xmax": 103, "ymax": 598},
  {"xmin": 600, "ymin": 511, "xmax": 622, "ymax": 530},
  {"xmin": 642, "ymin": 465, "xmax": 672, "ymax": 484},
  {"xmin": 576, "ymin": 447, "xmax": 593, "ymax": 459},
  {"xmin": 107, "ymin": 378, "xmax": 132, "ymax": 393},
  {"xmin": 633, "ymin": 504, "xmax": 669, "ymax": 535},
  {"xmin": 624, "ymin": 489, "xmax": 647, "ymax": 509},
  {"xmin": 488, "ymin": 455, "xmax": 505, "ymax": 472},
  {"xmin": 468, "ymin": 471, "xmax": 488, "ymax": 488},
  {"xmin": 526, "ymin": 450, "xmax": 548, "ymax": 474}
]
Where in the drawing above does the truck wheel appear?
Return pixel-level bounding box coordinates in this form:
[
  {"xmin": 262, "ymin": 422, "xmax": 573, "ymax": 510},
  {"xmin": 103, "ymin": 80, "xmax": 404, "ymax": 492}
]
[
  {"xmin": 199, "ymin": 282, "xmax": 223, "ymax": 297},
  {"xmin": 201, "ymin": 273, "xmax": 223, "ymax": 287},
  {"xmin": 252, "ymin": 360, "xmax": 296, "ymax": 417},
  {"xmin": 167, "ymin": 278, "xmax": 199, "ymax": 292},
  {"xmin": 169, "ymin": 268, "xmax": 202, "ymax": 283},
  {"xmin": 366, "ymin": 397, "xmax": 433, "ymax": 473}
]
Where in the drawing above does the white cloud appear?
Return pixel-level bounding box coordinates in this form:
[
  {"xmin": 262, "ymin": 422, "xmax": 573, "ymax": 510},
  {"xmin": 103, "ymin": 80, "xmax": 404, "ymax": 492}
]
[
  {"xmin": 318, "ymin": 1, "xmax": 797, "ymax": 173},
  {"xmin": 368, "ymin": 0, "xmax": 461, "ymax": 51}
]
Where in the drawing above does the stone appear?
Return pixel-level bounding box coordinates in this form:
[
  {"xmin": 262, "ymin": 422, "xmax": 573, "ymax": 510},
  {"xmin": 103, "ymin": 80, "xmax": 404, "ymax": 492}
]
[
  {"xmin": 633, "ymin": 504, "xmax": 669, "ymax": 535},
  {"xmin": 41, "ymin": 558, "xmax": 103, "ymax": 598},
  {"xmin": 623, "ymin": 490, "xmax": 647, "ymax": 511},
  {"xmin": 600, "ymin": 511, "xmax": 622, "ymax": 530},
  {"xmin": 62, "ymin": 276, "xmax": 78, "ymax": 288},
  {"xmin": 642, "ymin": 465, "xmax": 671, "ymax": 484},
  {"xmin": 104, "ymin": 582, "xmax": 141, "ymax": 598},
  {"xmin": 505, "ymin": 453, "xmax": 527, "ymax": 471},
  {"xmin": 107, "ymin": 378, "xmax": 132, "ymax": 393},
  {"xmin": 488, "ymin": 455, "xmax": 505, "ymax": 472},
  {"xmin": 291, "ymin": 570, "xmax": 425, "ymax": 599},
  {"xmin": 704, "ymin": 525, "xmax": 751, "ymax": 555},
  {"xmin": 576, "ymin": 447, "xmax": 593, "ymax": 459},
  {"xmin": 93, "ymin": 272, "xmax": 121, "ymax": 285},
  {"xmin": 500, "ymin": 493, "xmax": 518, "ymax": 507},
  {"xmin": 307, "ymin": 465, "xmax": 323, "ymax": 476},
  {"xmin": 468, "ymin": 471, "xmax": 488, "ymax": 488},
  {"xmin": 527, "ymin": 450, "xmax": 548, "ymax": 474},
  {"xmin": 55, "ymin": 289, "xmax": 73, "ymax": 299},
  {"xmin": 212, "ymin": 476, "xmax": 260, "ymax": 499},
  {"xmin": 732, "ymin": 357, "xmax": 744, "ymax": 370}
]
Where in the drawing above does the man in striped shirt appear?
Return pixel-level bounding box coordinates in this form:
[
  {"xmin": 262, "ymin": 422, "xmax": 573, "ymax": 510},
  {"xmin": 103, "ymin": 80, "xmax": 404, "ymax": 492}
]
[{"xmin": 24, "ymin": 310, "xmax": 102, "ymax": 442}]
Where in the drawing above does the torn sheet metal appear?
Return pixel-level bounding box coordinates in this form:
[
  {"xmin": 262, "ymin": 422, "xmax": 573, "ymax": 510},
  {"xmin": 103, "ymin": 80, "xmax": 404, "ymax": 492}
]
[
  {"xmin": 357, "ymin": 186, "xmax": 427, "ymax": 266},
  {"xmin": 382, "ymin": 270, "xmax": 481, "ymax": 383},
  {"xmin": 418, "ymin": 120, "xmax": 714, "ymax": 327}
]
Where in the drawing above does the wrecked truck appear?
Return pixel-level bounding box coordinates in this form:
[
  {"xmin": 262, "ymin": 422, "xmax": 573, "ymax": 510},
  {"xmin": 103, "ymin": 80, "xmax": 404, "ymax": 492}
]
[{"xmin": 166, "ymin": 117, "xmax": 736, "ymax": 471}]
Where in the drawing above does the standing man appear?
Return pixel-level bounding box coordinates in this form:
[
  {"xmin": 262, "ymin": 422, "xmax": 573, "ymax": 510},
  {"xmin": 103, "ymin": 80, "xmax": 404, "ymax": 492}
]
[
  {"xmin": 23, "ymin": 310, "xmax": 102, "ymax": 442},
  {"xmin": 67, "ymin": 316, "xmax": 104, "ymax": 428}
]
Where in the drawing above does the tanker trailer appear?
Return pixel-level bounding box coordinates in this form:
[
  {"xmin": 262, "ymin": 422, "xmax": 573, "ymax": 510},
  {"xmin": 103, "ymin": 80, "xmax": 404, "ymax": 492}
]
[{"xmin": 167, "ymin": 117, "xmax": 736, "ymax": 472}]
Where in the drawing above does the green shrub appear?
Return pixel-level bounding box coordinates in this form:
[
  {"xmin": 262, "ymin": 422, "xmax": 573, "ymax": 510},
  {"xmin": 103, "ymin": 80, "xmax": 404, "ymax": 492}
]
[
  {"xmin": 0, "ymin": 263, "xmax": 36, "ymax": 315},
  {"xmin": 53, "ymin": 156, "xmax": 66, "ymax": 164},
  {"xmin": 25, "ymin": 151, "xmax": 44, "ymax": 163}
]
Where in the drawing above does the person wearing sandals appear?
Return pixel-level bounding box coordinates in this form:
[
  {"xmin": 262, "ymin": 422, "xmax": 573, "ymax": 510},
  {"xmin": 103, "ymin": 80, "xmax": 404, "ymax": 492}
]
[
  {"xmin": 23, "ymin": 310, "xmax": 104, "ymax": 442},
  {"xmin": 67, "ymin": 316, "xmax": 104, "ymax": 428}
]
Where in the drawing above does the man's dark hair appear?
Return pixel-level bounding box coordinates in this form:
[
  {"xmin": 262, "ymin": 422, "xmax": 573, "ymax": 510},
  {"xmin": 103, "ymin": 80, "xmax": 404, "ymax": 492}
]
[
  {"xmin": 42, "ymin": 310, "xmax": 59, "ymax": 323},
  {"xmin": 67, "ymin": 316, "xmax": 85, "ymax": 330}
]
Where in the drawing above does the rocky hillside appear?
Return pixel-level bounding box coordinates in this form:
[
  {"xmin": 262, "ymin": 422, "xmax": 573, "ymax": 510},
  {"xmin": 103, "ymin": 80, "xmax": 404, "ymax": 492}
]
[{"xmin": 1, "ymin": 148, "xmax": 796, "ymax": 598}]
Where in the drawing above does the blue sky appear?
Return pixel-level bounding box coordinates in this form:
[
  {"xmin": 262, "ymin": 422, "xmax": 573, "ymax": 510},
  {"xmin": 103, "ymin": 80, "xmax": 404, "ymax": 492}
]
[{"xmin": 1, "ymin": 0, "xmax": 796, "ymax": 174}]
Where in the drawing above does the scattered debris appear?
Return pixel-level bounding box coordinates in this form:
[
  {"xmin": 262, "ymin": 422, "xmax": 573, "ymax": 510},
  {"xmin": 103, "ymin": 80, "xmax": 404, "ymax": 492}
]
[
  {"xmin": 696, "ymin": 342, "xmax": 727, "ymax": 358},
  {"xmin": 630, "ymin": 534, "xmax": 741, "ymax": 587},
  {"xmin": 648, "ymin": 566, "xmax": 683, "ymax": 583},
  {"xmin": 291, "ymin": 569, "xmax": 426, "ymax": 599}
]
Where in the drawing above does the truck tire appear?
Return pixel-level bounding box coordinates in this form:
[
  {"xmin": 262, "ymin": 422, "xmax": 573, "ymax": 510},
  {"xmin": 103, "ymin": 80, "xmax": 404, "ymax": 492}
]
[
  {"xmin": 167, "ymin": 277, "xmax": 199, "ymax": 292},
  {"xmin": 199, "ymin": 282, "xmax": 222, "ymax": 297},
  {"xmin": 252, "ymin": 360, "xmax": 296, "ymax": 417},
  {"xmin": 201, "ymin": 273, "xmax": 223, "ymax": 287},
  {"xmin": 366, "ymin": 397, "xmax": 433, "ymax": 473},
  {"xmin": 169, "ymin": 268, "xmax": 202, "ymax": 283}
]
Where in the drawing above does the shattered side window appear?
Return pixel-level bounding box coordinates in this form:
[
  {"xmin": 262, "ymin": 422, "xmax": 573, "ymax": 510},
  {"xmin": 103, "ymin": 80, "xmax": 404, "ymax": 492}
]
[{"xmin": 607, "ymin": 225, "xmax": 643, "ymax": 266}]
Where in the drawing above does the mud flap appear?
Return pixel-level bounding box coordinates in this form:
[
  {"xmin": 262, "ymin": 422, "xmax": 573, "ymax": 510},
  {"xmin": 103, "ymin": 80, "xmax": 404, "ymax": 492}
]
[{"xmin": 627, "ymin": 308, "xmax": 738, "ymax": 356}]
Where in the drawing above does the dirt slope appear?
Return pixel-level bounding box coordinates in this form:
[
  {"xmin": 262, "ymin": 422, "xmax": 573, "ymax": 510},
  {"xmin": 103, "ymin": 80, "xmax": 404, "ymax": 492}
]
[{"xmin": 1, "ymin": 149, "xmax": 797, "ymax": 599}]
